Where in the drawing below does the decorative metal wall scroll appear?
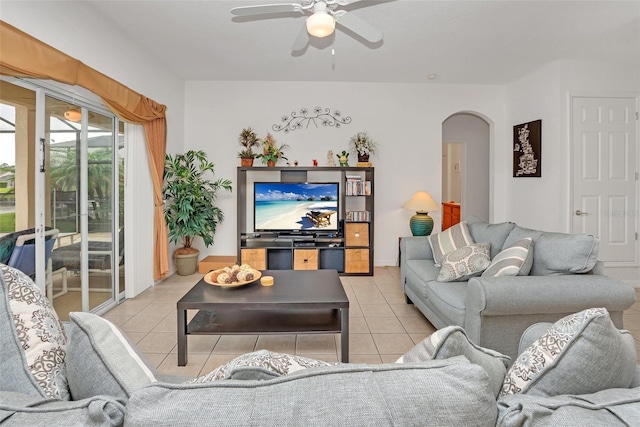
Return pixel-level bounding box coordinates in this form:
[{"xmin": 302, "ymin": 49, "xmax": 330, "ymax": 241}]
[
  {"xmin": 513, "ymin": 119, "xmax": 542, "ymax": 177},
  {"xmin": 272, "ymin": 106, "xmax": 352, "ymax": 133}
]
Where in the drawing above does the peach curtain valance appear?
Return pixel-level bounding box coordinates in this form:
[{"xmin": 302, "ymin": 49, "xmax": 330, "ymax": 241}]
[{"xmin": 0, "ymin": 20, "xmax": 169, "ymax": 279}]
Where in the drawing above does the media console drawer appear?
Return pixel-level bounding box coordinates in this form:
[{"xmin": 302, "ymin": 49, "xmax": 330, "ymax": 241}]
[
  {"xmin": 345, "ymin": 249, "xmax": 370, "ymax": 273},
  {"xmin": 294, "ymin": 249, "xmax": 318, "ymax": 270},
  {"xmin": 345, "ymin": 222, "xmax": 369, "ymax": 247},
  {"xmin": 241, "ymin": 248, "xmax": 267, "ymax": 270}
]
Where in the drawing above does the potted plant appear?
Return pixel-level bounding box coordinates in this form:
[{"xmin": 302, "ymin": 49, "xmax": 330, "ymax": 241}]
[
  {"xmin": 163, "ymin": 150, "xmax": 232, "ymax": 275},
  {"xmin": 237, "ymin": 127, "xmax": 260, "ymax": 167},
  {"xmin": 257, "ymin": 133, "xmax": 289, "ymax": 167},
  {"xmin": 349, "ymin": 131, "xmax": 378, "ymax": 163}
]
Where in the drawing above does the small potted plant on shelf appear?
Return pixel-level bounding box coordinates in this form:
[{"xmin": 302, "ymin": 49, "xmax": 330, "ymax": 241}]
[
  {"xmin": 349, "ymin": 131, "xmax": 377, "ymax": 163},
  {"xmin": 237, "ymin": 127, "xmax": 260, "ymax": 167},
  {"xmin": 257, "ymin": 133, "xmax": 289, "ymax": 167},
  {"xmin": 163, "ymin": 150, "xmax": 232, "ymax": 275}
]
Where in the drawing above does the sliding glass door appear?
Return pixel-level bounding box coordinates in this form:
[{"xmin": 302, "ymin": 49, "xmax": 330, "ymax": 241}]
[{"xmin": 0, "ymin": 78, "xmax": 123, "ymax": 319}]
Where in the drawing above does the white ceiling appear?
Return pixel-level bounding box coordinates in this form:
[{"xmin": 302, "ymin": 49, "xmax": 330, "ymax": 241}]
[{"xmin": 86, "ymin": 0, "xmax": 640, "ymax": 85}]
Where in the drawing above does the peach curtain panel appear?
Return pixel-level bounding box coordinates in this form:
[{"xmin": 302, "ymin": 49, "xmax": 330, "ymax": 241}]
[{"xmin": 0, "ymin": 20, "xmax": 169, "ymax": 279}]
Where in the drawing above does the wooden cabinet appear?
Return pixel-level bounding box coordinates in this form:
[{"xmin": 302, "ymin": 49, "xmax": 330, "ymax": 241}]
[
  {"xmin": 237, "ymin": 166, "xmax": 374, "ymax": 275},
  {"xmin": 442, "ymin": 202, "xmax": 461, "ymax": 231}
]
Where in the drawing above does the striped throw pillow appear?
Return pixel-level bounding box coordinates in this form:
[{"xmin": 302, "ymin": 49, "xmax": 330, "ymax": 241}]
[
  {"xmin": 482, "ymin": 237, "xmax": 533, "ymax": 277},
  {"xmin": 428, "ymin": 221, "xmax": 474, "ymax": 267}
]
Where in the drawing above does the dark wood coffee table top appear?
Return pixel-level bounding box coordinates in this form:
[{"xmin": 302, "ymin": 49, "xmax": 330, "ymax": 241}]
[
  {"xmin": 177, "ymin": 269, "xmax": 350, "ymax": 366},
  {"xmin": 178, "ymin": 269, "xmax": 348, "ymax": 309}
]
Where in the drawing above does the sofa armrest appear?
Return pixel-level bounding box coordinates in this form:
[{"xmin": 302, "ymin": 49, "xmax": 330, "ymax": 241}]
[
  {"xmin": 0, "ymin": 391, "xmax": 126, "ymax": 426},
  {"xmin": 463, "ymin": 275, "xmax": 636, "ymax": 359},
  {"xmin": 466, "ymin": 274, "xmax": 636, "ymax": 318},
  {"xmin": 400, "ymin": 236, "xmax": 434, "ymax": 286},
  {"xmin": 400, "ymin": 236, "xmax": 433, "ymax": 261}
]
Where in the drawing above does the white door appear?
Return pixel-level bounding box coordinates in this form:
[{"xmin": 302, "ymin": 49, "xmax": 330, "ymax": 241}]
[{"xmin": 572, "ymin": 96, "xmax": 638, "ymax": 264}]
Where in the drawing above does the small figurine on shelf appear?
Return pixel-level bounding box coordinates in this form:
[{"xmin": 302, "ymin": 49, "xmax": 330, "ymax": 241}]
[
  {"xmin": 312, "ymin": 159, "xmax": 318, "ymax": 167},
  {"xmin": 327, "ymin": 150, "xmax": 336, "ymax": 167},
  {"xmin": 337, "ymin": 150, "xmax": 349, "ymax": 167}
]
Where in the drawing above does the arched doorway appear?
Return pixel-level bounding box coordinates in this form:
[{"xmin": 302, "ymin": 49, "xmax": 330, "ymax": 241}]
[{"xmin": 442, "ymin": 112, "xmax": 490, "ymax": 228}]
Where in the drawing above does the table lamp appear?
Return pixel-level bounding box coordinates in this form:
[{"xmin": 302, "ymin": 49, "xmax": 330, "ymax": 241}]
[{"xmin": 402, "ymin": 191, "xmax": 440, "ymax": 236}]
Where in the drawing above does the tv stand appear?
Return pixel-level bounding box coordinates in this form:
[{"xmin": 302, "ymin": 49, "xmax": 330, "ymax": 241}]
[{"xmin": 237, "ymin": 166, "xmax": 374, "ymax": 275}]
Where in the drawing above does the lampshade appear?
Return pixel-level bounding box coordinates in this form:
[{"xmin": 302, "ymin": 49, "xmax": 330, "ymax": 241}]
[
  {"xmin": 402, "ymin": 191, "xmax": 440, "ymax": 213},
  {"xmin": 64, "ymin": 109, "xmax": 82, "ymax": 122},
  {"xmin": 306, "ymin": 11, "xmax": 335, "ymax": 38},
  {"xmin": 402, "ymin": 191, "xmax": 440, "ymax": 236}
]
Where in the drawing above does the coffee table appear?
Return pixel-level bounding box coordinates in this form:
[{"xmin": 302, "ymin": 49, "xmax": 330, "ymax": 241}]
[{"xmin": 177, "ymin": 269, "xmax": 349, "ymax": 366}]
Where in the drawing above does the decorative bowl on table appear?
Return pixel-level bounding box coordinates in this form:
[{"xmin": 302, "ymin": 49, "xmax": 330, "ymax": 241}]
[{"xmin": 203, "ymin": 264, "xmax": 261, "ymax": 287}]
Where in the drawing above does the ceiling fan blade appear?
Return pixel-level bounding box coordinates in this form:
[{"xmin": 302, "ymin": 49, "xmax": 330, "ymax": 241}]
[
  {"xmin": 231, "ymin": 3, "xmax": 304, "ymax": 16},
  {"xmin": 335, "ymin": 11, "xmax": 382, "ymax": 43},
  {"xmin": 291, "ymin": 23, "xmax": 310, "ymax": 51},
  {"xmin": 334, "ymin": 0, "xmax": 364, "ymax": 6}
]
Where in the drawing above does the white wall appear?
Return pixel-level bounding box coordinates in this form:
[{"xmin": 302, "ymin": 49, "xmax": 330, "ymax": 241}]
[
  {"xmin": 442, "ymin": 113, "xmax": 490, "ymax": 221},
  {"xmin": 505, "ymin": 59, "xmax": 640, "ymax": 233},
  {"xmin": 185, "ymin": 81, "xmax": 507, "ymax": 266},
  {"xmin": 1, "ymin": 2, "xmax": 186, "ymax": 289}
]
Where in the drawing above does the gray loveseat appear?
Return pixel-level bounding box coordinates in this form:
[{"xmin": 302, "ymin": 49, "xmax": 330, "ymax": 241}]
[
  {"xmin": 1, "ymin": 262, "xmax": 640, "ymax": 426},
  {"xmin": 400, "ymin": 216, "xmax": 637, "ymax": 360}
]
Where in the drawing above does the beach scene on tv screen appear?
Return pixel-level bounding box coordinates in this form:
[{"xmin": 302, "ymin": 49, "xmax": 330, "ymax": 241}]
[{"xmin": 255, "ymin": 183, "xmax": 338, "ymax": 231}]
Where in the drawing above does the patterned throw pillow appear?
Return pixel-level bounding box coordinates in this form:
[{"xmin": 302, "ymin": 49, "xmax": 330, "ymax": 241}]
[
  {"xmin": 482, "ymin": 237, "xmax": 534, "ymax": 277},
  {"xmin": 0, "ymin": 263, "xmax": 69, "ymax": 400},
  {"xmin": 437, "ymin": 242, "xmax": 491, "ymax": 282},
  {"xmin": 500, "ymin": 308, "xmax": 637, "ymax": 398},
  {"xmin": 66, "ymin": 312, "xmax": 158, "ymax": 400},
  {"xmin": 428, "ymin": 221, "xmax": 474, "ymax": 267},
  {"xmin": 191, "ymin": 350, "xmax": 333, "ymax": 383},
  {"xmin": 396, "ymin": 326, "xmax": 510, "ymax": 396}
]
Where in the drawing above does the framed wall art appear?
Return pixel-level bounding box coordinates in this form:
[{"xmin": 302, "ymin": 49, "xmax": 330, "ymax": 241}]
[{"xmin": 513, "ymin": 119, "xmax": 541, "ymax": 177}]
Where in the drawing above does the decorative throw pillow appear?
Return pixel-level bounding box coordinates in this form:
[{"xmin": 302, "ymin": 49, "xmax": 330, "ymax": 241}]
[
  {"xmin": 396, "ymin": 325, "xmax": 510, "ymax": 396},
  {"xmin": 66, "ymin": 312, "xmax": 158, "ymax": 400},
  {"xmin": 191, "ymin": 349, "xmax": 333, "ymax": 383},
  {"xmin": 466, "ymin": 216, "xmax": 516, "ymax": 259},
  {"xmin": 437, "ymin": 242, "xmax": 491, "ymax": 282},
  {"xmin": 502, "ymin": 226, "xmax": 599, "ymax": 275},
  {"xmin": 482, "ymin": 237, "xmax": 534, "ymax": 277},
  {"xmin": 0, "ymin": 263, "xmax": 69, "ymax": 400},
  {"xmin": 500, "ymin": 308, "xmax": 637, "ymax": 398},
  {"xmin": 428, "ymin": 221, "xmax": 474, "ymax": 267}
]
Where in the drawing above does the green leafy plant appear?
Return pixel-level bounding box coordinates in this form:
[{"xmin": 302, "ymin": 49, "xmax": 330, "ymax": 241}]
[
  {"xmin": 257, "ymin": 133, "xmax": 289, "ymax": 164},
  {"xmin": 237, "ymin": 127, "xmax": 260, "ymax": 159},
  {"xmin": 163, "ymin": 150, "xmax": 232, "ymax": 254}
]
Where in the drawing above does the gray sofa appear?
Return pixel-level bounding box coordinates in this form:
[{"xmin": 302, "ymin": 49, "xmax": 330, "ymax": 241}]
[
  {"xmin": 1, "ymin": 261, "xmax": 640, "ymax": 426},
  {"xmin": 400, "ymin": 216, "xmax": 637, "ymax": 360}
]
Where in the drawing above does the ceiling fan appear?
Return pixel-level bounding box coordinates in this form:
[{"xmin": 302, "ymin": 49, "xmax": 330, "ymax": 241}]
[{"xmin": 230, "ymin": 0, "xmax": 383, "ymax": 51}]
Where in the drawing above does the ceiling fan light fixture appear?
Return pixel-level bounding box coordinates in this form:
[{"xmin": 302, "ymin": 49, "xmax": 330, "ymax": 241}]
[
  {"xmin": 306, "ymin": 11, "xmax": 335, "ymax": 38},
  {"xmin": 64, "ymin": 109, "xmax": 82, "ymax": 122}
]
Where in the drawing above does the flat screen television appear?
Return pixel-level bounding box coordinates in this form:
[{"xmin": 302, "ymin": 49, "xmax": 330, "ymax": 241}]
[{"xmin": 254, "ymin": 182, "xmax": 339, "ymax": 233}]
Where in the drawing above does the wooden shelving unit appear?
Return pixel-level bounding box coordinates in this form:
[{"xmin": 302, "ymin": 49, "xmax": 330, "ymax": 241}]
[{"xmin": 237, "ymin": 166, "xmax": 374, "ymax": 275}]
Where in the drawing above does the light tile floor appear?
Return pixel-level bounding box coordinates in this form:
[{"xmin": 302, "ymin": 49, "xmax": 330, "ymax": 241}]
[{"xmin": 102, "ymin": 267, "xmax": 640, "ymax": 379}]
